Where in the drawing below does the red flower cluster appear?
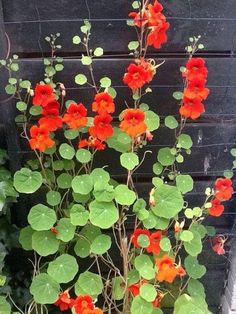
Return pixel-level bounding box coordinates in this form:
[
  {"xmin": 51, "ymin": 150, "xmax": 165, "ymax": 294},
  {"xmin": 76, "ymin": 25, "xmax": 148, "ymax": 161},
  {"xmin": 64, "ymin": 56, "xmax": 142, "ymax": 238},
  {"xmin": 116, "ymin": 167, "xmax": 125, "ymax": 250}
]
[
  {"xmin": 29, "ymin": 84, "xmax": 63, "ymax": 151},
  {"xmin": 54, "ymin": 292, "xmax": 103, "ymax": 314},
  {"xmin": 131, "ymin": 228, "xmax": 162, "ymax": 255},
  {"xmin": 129, "ymin": 0, "xmax": 170, "ymax": 49},
  {"xmin": 120, "ymin": 109, "xmax": 147, "ymax": 138},
  {"xmin": 123, "ymin": 59, "xmax": 154, "ymax": 89},
  {"xmin": 180, "ymin": 58, "xmax": 209, "ymax": 120},
  {"xmin": 209, "ymin": 178, "xmax": 234, "ymax": 217},
  {"xmin": 79, "ymin": 93, "xmax": 114, "ymax": 150}
]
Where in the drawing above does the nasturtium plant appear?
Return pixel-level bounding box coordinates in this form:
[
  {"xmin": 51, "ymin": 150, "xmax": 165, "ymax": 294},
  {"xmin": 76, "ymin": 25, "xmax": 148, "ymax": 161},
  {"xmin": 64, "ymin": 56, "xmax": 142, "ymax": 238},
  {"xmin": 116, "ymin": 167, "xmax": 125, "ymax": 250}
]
[{"xmin": 1, "ymin": 1, "xmax": 232, "ymax": 313}]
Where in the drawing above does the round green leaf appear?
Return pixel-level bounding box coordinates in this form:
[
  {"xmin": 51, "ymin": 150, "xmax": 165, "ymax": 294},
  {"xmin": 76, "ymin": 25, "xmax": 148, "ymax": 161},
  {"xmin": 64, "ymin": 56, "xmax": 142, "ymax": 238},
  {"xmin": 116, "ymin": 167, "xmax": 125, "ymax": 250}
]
[
  {"xmin": 91, "ymin": 234, "xmax": 112, "ymax": 254},
  {"xmin": 178, "ymin": 134, "xmax": 193, "ymax": 149},
  {"xmin": 89, "ymin": 200, "xmax": 118, "ymax": 229},
  {"xmin": 115, "ymin": 184, "xmax": 136, "ymax": 205},
  {"xmin": 57, "ymin": 173, "xmax": 72, "ymax": 189},
  {"xmin": 74, "ymin": 237, "xmax": 90, "ymax": 258},
  {"xmin": 176, "ymin": 175, "xmax": 194, "ymax": 193},
  {"xmin": 91, "ymin": 168, "xmax": 110, "ymax": 184},
  {"xmin": 64, "ymin": 129, "xmax": 79, "ymax": 140},
  {"xmin": 19, "ymin": 226, "xmax": 34, "ymax": 250},
  {"xmin": 13, "ymin": 168, "xmax": 42, "ymax": 194},
  {"xmin": 155, "ymin": 216, "xmax": 170, "ymax": 230},
  {"xmin": 187, "ymin": 279, "xmax": 205, "ymax": 298},
  {"xmin": 137, "ymin": 234, "xmax": 150, "ymax": 248},
  {"xmin": 94, "ymin": 47, "xmax": 104, "ymax": 57},
  {"xmin": 184, "ymin": 231, "xmax": 202, "ymax": 256},
  {"xmin": 184, "ymin": 256, "xmax": 206, "ymax": 279},
  {"xmin": 131, "ymin": 296, "xmax": 153, "ymax": 314},
  {"xmin": 230, "ymin": 148, "xmax": 236, "ymax": 157},
  {"xmin": 76, "ymin": 149, "xmax": 92, "ymax": 163},
  {"xmin": 100, "ymin": 77, "xmax": 111, "ymax": 88},
  {"xmin": 47, "ymin": 254, "xmax": 78, "ymax": 283},
  {"xmin": 160, "ymin": 237, "xmax": 171, "ymax": 251},
  {"xmin": 72, "ymin": 174, "xmax": 93, "ymax": 195},
  {"xmin": 157, "ymin": 148, "xmax": 175, "ymax": 166},
  {"xmin": 30, "ymin": 105, "xmax": 42, "ymax": 116},
  {"xmin": 80, "ymin": 224, "xmax": 101, "ymax": 241},
  {"xmin": 140, "ymin": 283, "xmax": 157, "ymax": 302},
  {"xmin": 153, "ymin": 162, "xmax": 163, "ymax": 175},
  {"xmin": 75, "ymin": 271, "xmax": 103, "ymax": 296},
  {"xmin": 173, "ymin": 91, "xmax": 183, "ymax": 100},
  {"xmin": 145, "ymin": 110, "xmax": 160, "ymax": 131},
  {"xmin": 134, "ymin": 255, "xmax": 153, "ymax": 271},
  {"xmin": 16, "ymin": 101, "xmax": 27, "ymax": 111},
  {"xmin": 28, "ymin": 204, "xmax": 56, "ymax": 231},
  {"xmin": 30, "ymin": 273, "xmax": 60, "ymax": 304},
  {"xmin": 56, "ymin": 218, "xmax": 76, "ymax": 242},
  {"xmin": 153, "ymin": 185, "xmax": 184, "ymax": 218},
  {"xmin": 75, "ymin": 74, "xmax": 87, "ymax": 85},
  {"xmin": 133, "ymin": 198, "xmax": 146, "ymax": 213},
  {"xmin": 0, "ymin": 296, "xmax": 11, "ymax": 314},
  {"xmin": 112, "ymin": 277, "xmax": 125, "ymax": 300},
  {"xmin": 120, "ymin": 152, "xmax": 139, "ymax": 170},
  {"xmin": 180, "ymin": 230, "xmax": 194, "ymax": 242},
  {"xmin": 73, "ymin": 35, "xmax": 81, "ymax": 44},
  {"xmin": 143, "ymin": 211, "xmax": 157, "ymax": 229},
  {"xmin": 70, "ymin": 204, "xmax": 89, "ymax": 226},
  {"xmin": 93, "ymin": 182, "xmax": 115, "ymax": 202},
  {"xmin": 46, "ymin": 191, "xmax": 61, "ymax": 206},
  {"xmin": 32, "ymin": 231, "xmax": 59, "ymax": 256},
  {"xmin": 165, "ymin": 116, "xmax": 178, "ymax": 129},
  {"xmin": 81, "ymin": 56, "xmax": 92, "ymax": 65},
  {"xmin": 128, "ymin": 41, "xmax": 139, "ymax": 50},
  {"xmin": 59, "ymin": 143, "xmax": 75, "ymax": 160}
]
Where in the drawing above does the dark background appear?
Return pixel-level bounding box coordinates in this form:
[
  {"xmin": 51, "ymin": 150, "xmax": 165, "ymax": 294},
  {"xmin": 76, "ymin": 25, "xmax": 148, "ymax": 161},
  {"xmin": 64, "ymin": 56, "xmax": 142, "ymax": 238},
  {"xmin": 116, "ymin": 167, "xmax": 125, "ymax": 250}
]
[{"xmin": 0, "ymin": 1, "xmax": 236, "ymax": 313}]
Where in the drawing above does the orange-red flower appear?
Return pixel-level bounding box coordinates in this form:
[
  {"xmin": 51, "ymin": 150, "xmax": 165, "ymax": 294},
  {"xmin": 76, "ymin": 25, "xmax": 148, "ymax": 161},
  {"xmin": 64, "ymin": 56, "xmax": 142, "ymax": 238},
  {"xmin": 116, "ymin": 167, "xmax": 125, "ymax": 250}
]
[
  {"xmin": 50, "ymin": 227, "xmax": 58, "ymax": 235},
  {"xmin": 184, "ymin": 78, "xmax": 210, "ymax": 100},
  {"xmin": 33, "ymin": 84, "xmax": 55, "ymax": 107},
  {"xmin": 129, "ymin": 10, "xmax": 148, "ymax": 27},
  {"xmin": 73, "ymin": 295, "xmax": 94, "ymax": 313},
  {"xmin": 123, "ymin": 63, "xmax": 153, "ymax": 89},
  {"xmin": 63, "ymin": 103, "xmax": 88, "ymax": 129},
  {"xmin": 120, "ymin": 109, "xmax": 147, "ymax": 137},
  {"xmin": 209, "ymin": 198, "xmax": 224, "ymax": 217},
  {"xmin": 152, "ymin": 292, "xmax": 164, "ymax": 308},
  {"xmin": 39, "ymin": 101, "xmax": 62, "ymax": 131},
  {"xmin": 147, "ymin": 22, "xmax": 170, "ymax": 49},
  {"xmin": 92, "ymin": 92, "xmax": 115, "ymax": 115},
  {"xmin": 156, "ymin": 255, "xmax": 186, "ymax": 283},
  {"xmin": 131, "ymin": 228, "xmax": 150, "ymax": 248},
  {"xmin": 147, "ymin": 0, "xmax": 164, "ymax": 26},
  {"xmin": 79, "ymin": 137, "xmax": 106, "ymax": 151},
  {"xmin": 54, "ymin": 290, "xmax": 74, "ymax": 311},
  {"xmin": 128, "ymin": 280, "xmax": 149, "ymax": 297},
  {"xmin": 183, "ymin": 58, "xmax": 208, "ymax": 81},
  {"xmin": 89, "ymin": 114, "xmax": 113, "ymax": 141},
  {"xmin": 146, "ymin": 231, "xmax": 162, "ymax": 255},
  {"xmin": 214, "ymin": 178, "xmax": 233, "ymax": 201},
  {"xmin": 179, "ymin": 97, "xmax": 205, "ymax": 120},
  {"xmin": 29, "ymin": 125, "xmax": 54, "ymax": 152},
  {"xmin": 82, "ymin": 309, "xmax": 103, "ymax": 314}
]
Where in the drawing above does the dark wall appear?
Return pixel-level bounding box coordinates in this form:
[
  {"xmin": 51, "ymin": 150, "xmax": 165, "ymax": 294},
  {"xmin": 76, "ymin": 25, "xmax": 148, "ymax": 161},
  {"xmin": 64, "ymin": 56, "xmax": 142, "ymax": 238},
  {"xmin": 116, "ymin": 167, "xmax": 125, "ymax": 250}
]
[{"xmin": 0, "ymin": 1, "xmax": 236, "ymax": 313}]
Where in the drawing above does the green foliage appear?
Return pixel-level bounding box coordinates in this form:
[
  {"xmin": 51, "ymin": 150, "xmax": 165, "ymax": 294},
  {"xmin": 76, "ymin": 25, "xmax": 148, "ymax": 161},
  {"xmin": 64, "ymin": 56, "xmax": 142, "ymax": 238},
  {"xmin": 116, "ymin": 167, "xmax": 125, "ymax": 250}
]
[
  {"xmin": 145, "ymin": 111, "xmax": 160, "ymax": 131},
  {"xmin": 13, "ymin": 168, "xmax": 42, "ymax": 194},
  {"xmin": 70, "ymin": 204, "xmax": 89, "ymax": 226},
  {"xmin": 72, "ymin": 174, "xmax": 93, "ymax": 194},
  {"xmin": 184, "ymin": 256, "xmax": 206, "ymax": 279},
  {"xmin": 115, "ymin": 184, "xmax": 136, "ymax": 205},
  {"xmin": 157, "ymin": 148, "xmax": 175, "ymax": 166},
  {"xmin": 90, "ymin": 234, "xmax": 112, "ymax": 254},
  {"xmin": 59, "ymin": 143, "xmax": 75, "ymax": 160},
  {"xmin": 176, "ymin": 175, "xmax": 194, "ymax": 193},
  {"xmin": 47, "ymin": 254, "xmax": 78, "ymax": 283},
  {"xmin": 75, "ymin": 271, "xmax": 103, "ymax": 297},
  {"xmin": 28, "ymin": 204, "xmax": 57, "ymax": 231},
  {"xmin": 56, "ymin": 218, "xmax": 76, "ymax": 242},
  {"xmin": 131, "ymin": 296, "xmax": 154, "ymax": 314},
  {"xmin": 32, "ymin": 231, "xmax": 59, "ymax": 256},
  {"xmin": 89, "ymin": 200, "xmax": 119, "ymax": 229},
  {"xmin": 165, "ymin": 116, "xmax": 178, "ymax": 129},
  {"xmin": 76, "ymin": 149, "xmax": 92, "ymax": 163},
  {"xmin": 120, "ymin": 152, "xmax": 139, "ymax": 170}
]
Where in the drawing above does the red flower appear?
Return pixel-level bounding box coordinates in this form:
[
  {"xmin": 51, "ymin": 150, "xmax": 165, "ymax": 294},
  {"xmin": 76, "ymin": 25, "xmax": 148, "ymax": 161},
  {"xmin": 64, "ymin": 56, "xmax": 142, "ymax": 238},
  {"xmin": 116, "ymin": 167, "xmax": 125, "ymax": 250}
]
[
  {"xmin": 146, "ymin": 231, "xmax": 162, "ymax": 255},
  {"xmin": 92, "ymin": 92, "xmax": 115, "ymax": 115},
  {"xmin": 120, "ymin": 109, "xmax": 147, "ymax": 137},
  {"xmin": 79, "ymin": 137, "xmax": 106, "ymax": 151},
  {"xmin": 156, "ymin": 255, "xmax": 186, "ymax": 283},
  {"xmin": 50, "ymin": 227, "xmax": 58, "ymax": 235},
  {"xmin": 147, "ymin": 21, "xmax": 170, "ymax": 49},
  {"xmin": 73, "ymin": 295, "xmax": 94, "ymax": 313},
  {"xmin": 147, "ymin": 0, "xmax": 164, "ymax": 26},
  {"xmin": 29, "ymin": 125, "xmax": 54, "ymax": 152},
  {"xmin": 131, "ymin": 228, "xmax": 150, "ymax": 248},
  {"xmin": 89, "ymin": 114, "xmax": 113, "ymax": 141},
  {"xmin": 123, "ymin": 63, "xmax": 153, "ymax": 89},
  {"xmin": 209, "ymin": 198, "xmax": 224, "ymax": 217},
  {"xmin": 63, "ymin": 103, "xmax": 88, "ymax": 129},
  {"xmin": 54, "ymin": 290, "xmax": 74, "ymax": 311},
  {"xmin": 39, "ymin": 101, "xmax": 62, "ymax": 131},
  {"xmin": 184, "ymin": 78, "xmax": 210, "ymax": 100},
  {"xmin": 214, "ymin": 178, "xmax": 233, "ymax": 201},
  {"xmin": 152, "ymin": 292, "xmax": 164, "ymax": 308},
  {"xmin": 212, "ymin": 236, "xmax": 226, "ymax": 255},
  {"xmin": 33, "ymin": 84, "xmax": 55, "ymax": 107},
  {"xmin": 128, "ymin": 280, "xmax": 149, "ymax": 297},
  {"xmin": 129, "ymin": 10, "xmax": 148, "ymax": 28},
  {"xmin": 183, "ymin": 58, "xmax": 208, "ymax": 81},
  {"xmin": 179, "ymin": 97, "xmax": 205, "ymax": 120}
]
